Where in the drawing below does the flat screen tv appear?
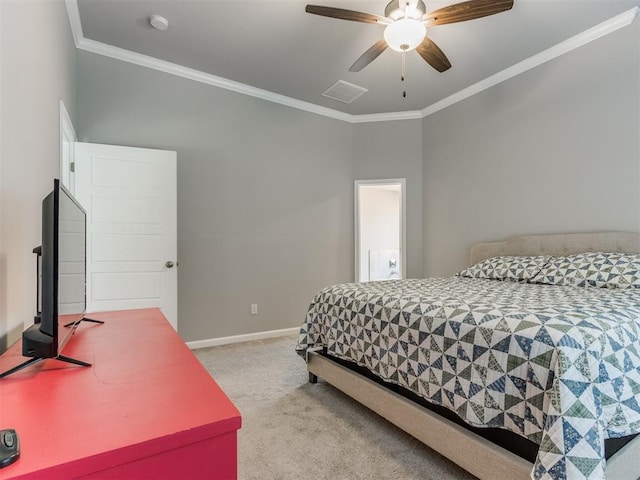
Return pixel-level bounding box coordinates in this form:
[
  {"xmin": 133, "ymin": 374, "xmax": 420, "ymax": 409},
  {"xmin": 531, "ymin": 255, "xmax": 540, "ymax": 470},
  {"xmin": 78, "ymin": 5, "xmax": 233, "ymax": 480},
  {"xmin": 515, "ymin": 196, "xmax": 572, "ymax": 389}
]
[{"xmin": 0, "ymin": 179, "xmax": 102, "ymax": 379}]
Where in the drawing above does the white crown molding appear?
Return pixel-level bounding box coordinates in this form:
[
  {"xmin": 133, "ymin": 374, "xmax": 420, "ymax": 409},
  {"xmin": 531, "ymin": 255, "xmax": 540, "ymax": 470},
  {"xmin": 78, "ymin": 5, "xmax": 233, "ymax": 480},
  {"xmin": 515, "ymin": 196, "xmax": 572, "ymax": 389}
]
[
  {"xmin": 65, "ymin": 1, "xmax": 639, "ymax": 124},
  {"xmin": 64, "ymin": 0, "xmax": 83, "ymax": 47},
  {"xmin": 351, "ymin": 110, "xmax": 423, "ymax": 123},
  {"xmin": 421, "ymin": 6, "xmax": 640, "ymax": 118},
  {"xmin": 76, "ymin": 37, "xmax": 358, "ymax": 123},
  {"xmin": 77, "ymin": 34, "xmax": 424, "ymax": 124}
]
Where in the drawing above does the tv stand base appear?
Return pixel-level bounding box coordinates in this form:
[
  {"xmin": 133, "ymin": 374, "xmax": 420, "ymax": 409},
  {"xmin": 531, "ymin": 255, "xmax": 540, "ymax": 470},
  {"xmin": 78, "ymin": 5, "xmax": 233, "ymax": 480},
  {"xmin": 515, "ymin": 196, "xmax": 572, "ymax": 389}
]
[
  {"xmin": 0, "ymin": 353, "xmax": 91, "ymax": 378},
  {"xmin": 64, "ymin": 317, "xmax": 105, "ymax": 328}
]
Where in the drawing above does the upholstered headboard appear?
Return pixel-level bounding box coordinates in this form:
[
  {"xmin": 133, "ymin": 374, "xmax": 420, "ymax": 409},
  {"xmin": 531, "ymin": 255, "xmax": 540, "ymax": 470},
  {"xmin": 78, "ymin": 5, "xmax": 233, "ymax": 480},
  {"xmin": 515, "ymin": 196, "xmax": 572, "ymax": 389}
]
[{"xmin": 469, "ymin": 232, "xmax": 640, "ymax": 265}]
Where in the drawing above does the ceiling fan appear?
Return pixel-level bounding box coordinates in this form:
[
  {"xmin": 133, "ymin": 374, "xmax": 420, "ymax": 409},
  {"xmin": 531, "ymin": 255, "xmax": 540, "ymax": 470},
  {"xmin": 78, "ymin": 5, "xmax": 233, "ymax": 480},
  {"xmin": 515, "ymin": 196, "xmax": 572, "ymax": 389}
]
[{"xmin": 305, "ymin": 0, "xmax": 514, "ymax": 74}]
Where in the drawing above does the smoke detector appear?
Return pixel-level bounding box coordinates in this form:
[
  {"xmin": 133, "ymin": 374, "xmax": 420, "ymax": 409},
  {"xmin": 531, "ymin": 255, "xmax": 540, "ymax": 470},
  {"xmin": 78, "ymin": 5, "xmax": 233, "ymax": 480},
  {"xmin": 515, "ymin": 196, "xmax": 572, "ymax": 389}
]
[{"xmin": 149, "ymin": 14, "xmax": 169, "ymax": 31}]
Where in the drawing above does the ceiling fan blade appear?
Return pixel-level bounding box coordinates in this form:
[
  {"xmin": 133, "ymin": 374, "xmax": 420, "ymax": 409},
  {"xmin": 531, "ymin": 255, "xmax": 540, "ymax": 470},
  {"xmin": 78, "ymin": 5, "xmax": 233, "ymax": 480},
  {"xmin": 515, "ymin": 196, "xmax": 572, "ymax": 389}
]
[
  {"xmin": 415, "ymin": 37, "xmax": 451, "ymax": 72},
  {"xmin": 423, "ymin": 0, "xmax": 513, "ymax": 26},
  {"xmin": 349, "ymin": 39, "xmax": 388, "ymax": 72},
  {"xmin": 305, "ymin": 5, "xmax": 389, "ymax": 24}
]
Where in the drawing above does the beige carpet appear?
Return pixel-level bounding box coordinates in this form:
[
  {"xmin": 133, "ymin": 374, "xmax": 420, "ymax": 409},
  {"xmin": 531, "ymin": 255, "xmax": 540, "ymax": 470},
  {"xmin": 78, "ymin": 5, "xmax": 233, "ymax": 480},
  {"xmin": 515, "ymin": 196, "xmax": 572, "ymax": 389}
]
[{"xmin": 194, "ymin": 335, "xmax": 476, "ymax": 480}]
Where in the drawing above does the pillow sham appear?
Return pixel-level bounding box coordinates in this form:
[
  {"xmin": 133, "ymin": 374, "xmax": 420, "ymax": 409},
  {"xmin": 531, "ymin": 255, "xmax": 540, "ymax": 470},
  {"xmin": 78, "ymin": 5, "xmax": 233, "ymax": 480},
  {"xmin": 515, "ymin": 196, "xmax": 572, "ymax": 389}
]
[
  {"xmin": 530, "ymin": 252, "xmax": 640, "ymax": 289},
  {"xmin": 457, "ymin": 255, "xmax": 551, "ymax": 282}
]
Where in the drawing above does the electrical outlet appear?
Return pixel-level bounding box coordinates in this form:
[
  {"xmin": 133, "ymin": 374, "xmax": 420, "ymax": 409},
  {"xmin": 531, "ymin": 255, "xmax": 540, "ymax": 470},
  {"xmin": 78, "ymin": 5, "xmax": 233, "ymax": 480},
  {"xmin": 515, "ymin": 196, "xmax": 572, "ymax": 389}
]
[{"xmin": 250, "ymin": 304, "xmax": 258, "ymax": 315}]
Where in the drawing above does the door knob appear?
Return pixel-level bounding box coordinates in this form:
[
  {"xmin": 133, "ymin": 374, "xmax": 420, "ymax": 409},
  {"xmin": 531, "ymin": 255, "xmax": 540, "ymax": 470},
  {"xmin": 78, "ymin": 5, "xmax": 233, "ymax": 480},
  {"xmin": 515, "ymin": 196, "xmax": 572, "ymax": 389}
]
[{"xmin": 165, "ymin": 261, "xmax": 175, "ymax": 268}]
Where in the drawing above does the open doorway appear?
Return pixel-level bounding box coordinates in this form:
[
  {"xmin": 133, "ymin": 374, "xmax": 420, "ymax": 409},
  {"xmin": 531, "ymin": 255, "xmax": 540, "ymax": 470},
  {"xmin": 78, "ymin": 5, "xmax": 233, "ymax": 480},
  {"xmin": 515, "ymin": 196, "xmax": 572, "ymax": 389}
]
[{"xmin": 355, "ymin": 179, "xmax": 406, "ymax": 282}]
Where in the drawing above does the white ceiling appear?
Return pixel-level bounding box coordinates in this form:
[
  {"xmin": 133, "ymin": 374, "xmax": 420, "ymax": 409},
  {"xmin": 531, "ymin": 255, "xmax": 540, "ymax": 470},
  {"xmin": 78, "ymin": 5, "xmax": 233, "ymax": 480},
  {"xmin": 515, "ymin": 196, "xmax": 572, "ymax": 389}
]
[{"xmin": 75, "ymin": 0, "xmax": 639, "ymax": 117}]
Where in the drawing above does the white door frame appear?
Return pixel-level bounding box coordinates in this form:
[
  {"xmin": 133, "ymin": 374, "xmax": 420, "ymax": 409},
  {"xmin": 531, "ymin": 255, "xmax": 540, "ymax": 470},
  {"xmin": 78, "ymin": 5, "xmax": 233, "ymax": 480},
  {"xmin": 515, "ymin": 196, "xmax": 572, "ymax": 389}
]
[
  {"xmin": 354, "ymin": 178, "xmax": 406, "ymax": 283},
  {"xmin": 59, "ymin": 100, "xmax": 76, "ymax": 192}
]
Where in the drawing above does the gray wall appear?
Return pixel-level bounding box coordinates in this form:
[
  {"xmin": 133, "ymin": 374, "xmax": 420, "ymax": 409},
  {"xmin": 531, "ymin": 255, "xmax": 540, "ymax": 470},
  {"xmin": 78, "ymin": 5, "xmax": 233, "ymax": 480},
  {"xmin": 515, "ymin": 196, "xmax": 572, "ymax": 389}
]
[
  {"xmin": 0, "ymin": 0, "xmax": 77, "ymax": 347},
  {"xmin": 422, "ymin": 20, "xmax": 640, "ymax": 277},
  {"xmin": 77, "ymin": 53, "xmax": 424, "ymax": 342}
]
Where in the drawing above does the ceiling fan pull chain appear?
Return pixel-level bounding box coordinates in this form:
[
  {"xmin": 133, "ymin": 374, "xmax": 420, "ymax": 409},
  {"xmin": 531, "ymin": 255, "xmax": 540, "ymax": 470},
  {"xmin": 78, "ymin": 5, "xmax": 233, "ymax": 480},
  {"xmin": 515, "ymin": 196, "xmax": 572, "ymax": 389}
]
[{"xmin": 402, "ymin": 52, "xmax": 407, "ymax": 98}]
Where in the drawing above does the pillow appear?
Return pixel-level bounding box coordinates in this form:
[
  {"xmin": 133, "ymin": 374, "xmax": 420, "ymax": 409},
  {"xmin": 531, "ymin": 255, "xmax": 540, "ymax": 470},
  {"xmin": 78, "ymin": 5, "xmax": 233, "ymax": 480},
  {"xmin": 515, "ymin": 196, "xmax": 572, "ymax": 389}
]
[
  {"xmin": 457, "ymin": 255, "xmax": 551, "ymax": 282},
  {"xmin": 531, "ymin": 252, "xmax": 640, "ymax": 289}
]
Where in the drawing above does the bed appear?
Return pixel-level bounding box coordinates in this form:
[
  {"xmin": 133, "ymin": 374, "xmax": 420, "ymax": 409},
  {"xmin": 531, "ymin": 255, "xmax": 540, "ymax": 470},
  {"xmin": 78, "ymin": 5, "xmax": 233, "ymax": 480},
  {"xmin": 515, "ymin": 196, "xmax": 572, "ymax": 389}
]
[{"xmin": 296, "ymin": 232, "xmax": 640, "ymax": 480}]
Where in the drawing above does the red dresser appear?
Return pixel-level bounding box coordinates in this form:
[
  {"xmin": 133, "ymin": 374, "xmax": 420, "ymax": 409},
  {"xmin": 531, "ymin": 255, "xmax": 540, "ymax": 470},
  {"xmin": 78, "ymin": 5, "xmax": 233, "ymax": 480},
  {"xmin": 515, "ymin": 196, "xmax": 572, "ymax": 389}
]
[{"xmin": 0, "ymin": 308, "xmax": 241, "ymax": 479}]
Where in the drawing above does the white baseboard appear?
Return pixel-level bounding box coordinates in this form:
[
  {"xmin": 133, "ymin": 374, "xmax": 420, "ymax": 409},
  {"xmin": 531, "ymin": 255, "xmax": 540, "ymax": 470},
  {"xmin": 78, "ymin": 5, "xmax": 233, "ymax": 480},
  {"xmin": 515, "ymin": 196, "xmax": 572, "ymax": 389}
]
[{"xmin": 186, "ymin": 327, "xmax": 299, "ymax": 350}]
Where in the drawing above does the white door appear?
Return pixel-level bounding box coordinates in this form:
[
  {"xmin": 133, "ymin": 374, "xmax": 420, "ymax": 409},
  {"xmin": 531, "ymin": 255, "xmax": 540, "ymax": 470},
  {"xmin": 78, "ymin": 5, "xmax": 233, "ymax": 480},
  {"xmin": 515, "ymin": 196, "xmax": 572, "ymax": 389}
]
[{"xmin": 73, "ymin": 143, "xmax": 178, "ymax": 330}]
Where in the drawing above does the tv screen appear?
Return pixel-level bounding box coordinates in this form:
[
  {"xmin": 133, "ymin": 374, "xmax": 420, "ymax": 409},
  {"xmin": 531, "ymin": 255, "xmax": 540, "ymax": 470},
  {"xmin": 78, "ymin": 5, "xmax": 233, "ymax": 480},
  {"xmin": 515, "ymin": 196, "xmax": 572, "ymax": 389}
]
[
  {"xmin": 0, "ymin": 179, "xmax": 97, "ymax": 378},
  {"xmin": 47, "ymin": 180, "xmax": 87, "ymax": 346},
  {"xmin": 30, "ymin": 179, "xmax": 86, "ymax": 356}
]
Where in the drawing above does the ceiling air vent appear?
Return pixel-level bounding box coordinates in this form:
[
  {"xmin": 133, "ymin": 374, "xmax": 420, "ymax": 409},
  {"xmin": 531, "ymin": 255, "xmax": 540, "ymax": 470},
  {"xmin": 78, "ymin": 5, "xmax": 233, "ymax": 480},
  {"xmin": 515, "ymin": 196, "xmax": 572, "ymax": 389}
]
[{"xmin": 322, "ymin": 80, "xmax": 368, "ymax": 104}]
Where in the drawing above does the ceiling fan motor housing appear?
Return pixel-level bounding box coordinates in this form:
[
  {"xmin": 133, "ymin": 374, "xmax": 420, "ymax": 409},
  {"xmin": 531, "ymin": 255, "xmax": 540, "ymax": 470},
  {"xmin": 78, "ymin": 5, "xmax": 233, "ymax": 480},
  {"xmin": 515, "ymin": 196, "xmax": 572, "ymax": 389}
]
[{"xmin": 384, "ymin": 0, "xmax": 426, "ymax": 20}]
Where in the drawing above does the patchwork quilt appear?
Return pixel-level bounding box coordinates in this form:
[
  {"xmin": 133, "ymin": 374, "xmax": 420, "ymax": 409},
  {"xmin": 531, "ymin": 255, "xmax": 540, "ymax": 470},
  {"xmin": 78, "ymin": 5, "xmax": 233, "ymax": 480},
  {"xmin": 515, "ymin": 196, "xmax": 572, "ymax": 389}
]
[{"xmin": 296, "ymin": 278, "xmax": 640, "ymax": 480}]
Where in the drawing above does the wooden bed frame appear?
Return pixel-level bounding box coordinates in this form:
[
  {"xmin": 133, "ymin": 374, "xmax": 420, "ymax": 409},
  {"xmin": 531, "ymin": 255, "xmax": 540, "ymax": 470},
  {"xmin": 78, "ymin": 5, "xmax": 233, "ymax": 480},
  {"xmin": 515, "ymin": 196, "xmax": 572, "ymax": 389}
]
[{"xmin": 307, "ymin": 232, "xmax": 640, "ymax": 480}]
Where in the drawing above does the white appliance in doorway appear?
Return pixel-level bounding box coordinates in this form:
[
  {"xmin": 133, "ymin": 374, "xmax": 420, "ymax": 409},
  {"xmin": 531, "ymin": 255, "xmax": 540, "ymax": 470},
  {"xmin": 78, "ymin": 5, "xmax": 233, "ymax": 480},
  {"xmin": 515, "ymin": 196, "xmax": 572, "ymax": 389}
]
[{"xmin": 73, "ymin": 143, "xmax": 178, "ymax": 330}]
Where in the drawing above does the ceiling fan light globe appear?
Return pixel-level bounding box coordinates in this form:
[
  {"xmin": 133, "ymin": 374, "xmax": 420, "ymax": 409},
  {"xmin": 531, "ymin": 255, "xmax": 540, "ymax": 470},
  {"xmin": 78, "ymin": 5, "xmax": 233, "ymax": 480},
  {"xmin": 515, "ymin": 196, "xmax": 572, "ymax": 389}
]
[{"xmin": 384, "ymin": 19, "xmax": 426, "ymax": 52}]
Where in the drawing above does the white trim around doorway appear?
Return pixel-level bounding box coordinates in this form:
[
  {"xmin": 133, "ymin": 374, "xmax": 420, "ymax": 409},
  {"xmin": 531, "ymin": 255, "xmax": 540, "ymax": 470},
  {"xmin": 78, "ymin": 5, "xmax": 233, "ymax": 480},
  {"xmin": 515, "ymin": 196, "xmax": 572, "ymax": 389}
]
[{"xmin": 354, "ymin": 178, "xmax": 406, "ymax": 283}]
